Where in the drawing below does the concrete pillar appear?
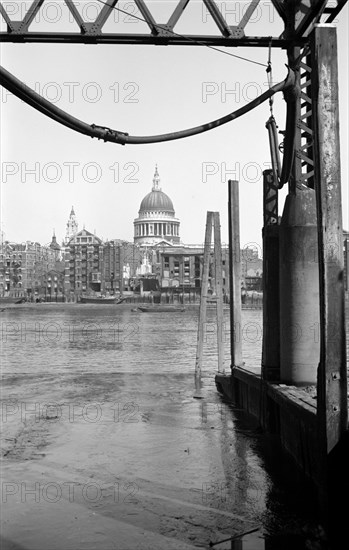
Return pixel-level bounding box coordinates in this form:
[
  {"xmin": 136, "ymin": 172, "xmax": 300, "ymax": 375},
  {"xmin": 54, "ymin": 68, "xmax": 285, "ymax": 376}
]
[{"xmin": 279, "ymin": 188, "xmax": 320, "ymax": 385}]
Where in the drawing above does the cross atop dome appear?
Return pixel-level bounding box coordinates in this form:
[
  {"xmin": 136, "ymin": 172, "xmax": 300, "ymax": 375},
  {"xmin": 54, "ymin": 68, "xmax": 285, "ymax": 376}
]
[{"xmin": 152, "ymin": 165, "xmax": 161, "ymax": 191}]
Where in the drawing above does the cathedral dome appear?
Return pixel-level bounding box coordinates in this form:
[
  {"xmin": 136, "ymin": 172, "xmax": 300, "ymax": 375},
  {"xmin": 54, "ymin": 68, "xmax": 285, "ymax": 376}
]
[
  {"xmin": 139, "ymin": 190, "xmax": 174, "ymax": 213},
  {"xmin": 138, "ymin": 166, "xmax": 174, "ymax": 214},
  {"xmin": 134, "ymin": 166, "xmax": 180, "ymax": 246}
]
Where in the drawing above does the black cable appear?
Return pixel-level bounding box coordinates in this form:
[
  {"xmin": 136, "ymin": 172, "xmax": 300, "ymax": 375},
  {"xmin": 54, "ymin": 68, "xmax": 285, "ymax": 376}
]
[
  {"xmin": 0, "ymin": 64, "xmax": 294, "ymax": 145},
  {"xmin": 278, "ymin": 74, "xmax": 300, "ymax": 188},
  {"xmin": 0, "ymin": 65, "xmax": 114, "ymax": 140}
]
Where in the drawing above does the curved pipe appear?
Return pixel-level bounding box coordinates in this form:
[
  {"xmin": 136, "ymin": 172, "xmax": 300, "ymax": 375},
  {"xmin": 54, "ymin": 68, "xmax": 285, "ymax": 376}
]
[
  {"xmin": 265, "ymin": 72, "xmax": 299, "ymax": 190},
  {"xmin": 0, "ymin": 65, "xmax": 110, "ymax": 141},
  {"xmin": 0, "ymin": 64, "xmax": 295, "ymax": 145},
  {"xmin": 278, "ymin": 78, "xmax": 299, "ymax": 188}
]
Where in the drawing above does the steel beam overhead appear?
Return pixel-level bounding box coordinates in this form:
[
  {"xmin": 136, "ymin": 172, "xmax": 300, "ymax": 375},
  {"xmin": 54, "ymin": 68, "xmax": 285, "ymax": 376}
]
[
  {"xmin": 0, "ymin": 0, "xmax": 346, "ymax": 45},
  {"xmin": 0, "ymin": 32, "xmax": 291, "ymax": 47}
]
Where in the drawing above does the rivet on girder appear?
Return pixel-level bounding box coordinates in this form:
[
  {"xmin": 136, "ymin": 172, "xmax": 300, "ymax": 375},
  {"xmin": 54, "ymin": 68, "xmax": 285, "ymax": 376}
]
[
  {"xmin": 156, "ymin": 25, "xmax": 173, "ymax": 38},
  {"xmin": 230, "ymin": 26, "xmax": 244, "ymax": 39}
]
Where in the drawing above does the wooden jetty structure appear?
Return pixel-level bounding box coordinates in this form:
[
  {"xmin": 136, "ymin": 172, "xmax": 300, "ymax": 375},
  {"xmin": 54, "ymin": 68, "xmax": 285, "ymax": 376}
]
[
  {"xmin": 1, "ymin": 1, "xmax": 347, "ymax": 543},
  {"xmin": 216, "ymin": 23, "xmax": 348, "ymax": 542},
  {"xmin": 195, "ymin": 211, "xmax": 225, "ymax": 377}
]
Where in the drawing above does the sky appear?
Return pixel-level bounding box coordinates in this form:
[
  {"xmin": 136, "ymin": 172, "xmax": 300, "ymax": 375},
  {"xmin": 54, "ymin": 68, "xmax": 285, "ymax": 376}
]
[{"xmin": 0, "ymin": 0, "xmax": 348, "ymax": 252}]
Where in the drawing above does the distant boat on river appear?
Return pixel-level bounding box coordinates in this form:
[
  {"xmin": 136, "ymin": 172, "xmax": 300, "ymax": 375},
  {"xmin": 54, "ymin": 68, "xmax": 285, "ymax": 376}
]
[
  {"xmin": 0, "ymin": 296, "xmax": 26, "ymax": 305},
  {"xmin": 79, "ymin": 296, "xmax": 126, "ymax": 304},
  {"xmin": 137, "ymin": 305, "xmax": 186, "ymax": 313}
]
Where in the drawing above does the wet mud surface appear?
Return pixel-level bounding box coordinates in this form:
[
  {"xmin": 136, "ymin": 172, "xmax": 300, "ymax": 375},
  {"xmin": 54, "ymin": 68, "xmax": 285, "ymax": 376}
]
[
  {"xmin": 0, "ymin": 304, "xmax": 337, "ymax": 549},
  {"xmin": 1, "ymin": 371, "xmax": 328, "ymax": 550}
]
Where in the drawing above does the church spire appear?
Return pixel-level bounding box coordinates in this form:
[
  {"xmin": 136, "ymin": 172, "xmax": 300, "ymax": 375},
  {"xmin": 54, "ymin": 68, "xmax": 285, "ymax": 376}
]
[
  {"xmin": 152, "ymin": 165, "xmax": 161, "ymax": 191},
  {"xmin": 50, "ymin": 229, "xmax": 60, "ymax": 251},
  {"xmin": 65, "ymin": 206, "xmax": 78, "ymax": 244}
]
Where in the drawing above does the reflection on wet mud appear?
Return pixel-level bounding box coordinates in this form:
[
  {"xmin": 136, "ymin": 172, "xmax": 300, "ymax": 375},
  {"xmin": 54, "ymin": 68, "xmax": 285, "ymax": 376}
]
[{"xmin": 1, "ymin": 305, "xmax": 329, "ymax": 549}]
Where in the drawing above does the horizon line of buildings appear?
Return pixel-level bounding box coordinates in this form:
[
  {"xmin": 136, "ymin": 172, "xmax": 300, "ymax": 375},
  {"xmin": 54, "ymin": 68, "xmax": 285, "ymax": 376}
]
[
  {"xmin": 3, "ymin": 167, "xmax": 347, "ymax": 300},
  {"xmin": 0, "ymin": 166, "xmax": 263, "ymax": 300},
  {"xmin": 0, "ymin": 229, "xmax": 263, "ymax": 300}
]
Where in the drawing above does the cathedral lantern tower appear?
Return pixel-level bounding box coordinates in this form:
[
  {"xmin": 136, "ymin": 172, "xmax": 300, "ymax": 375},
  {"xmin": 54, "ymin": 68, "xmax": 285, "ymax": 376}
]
[{"xmin": 133, "ymin": 167, "xmax": 180, "ymax": 246}]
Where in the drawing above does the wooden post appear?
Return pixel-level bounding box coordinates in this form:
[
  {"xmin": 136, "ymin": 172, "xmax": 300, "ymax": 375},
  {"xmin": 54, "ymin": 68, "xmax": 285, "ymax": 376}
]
[
  {"xmin": 345, "ymin": 237, "xmax": 349, "ymax": 291},
  {"xmin": 310, "ymin": 25, "xmax": 348, "ymax": 532},
  {"xmin": 228, "ymin": 180, "xmax": 243, "ymax": 369},
  {"xmin": 311, "ymin": 24, "xmax": 347, "ymax": 453},
  {"xmin": 262, "ymin": 169, "xmax": 280, "ymax": 381},
  {"xmin": 213, "ymin": 212, "xmax": 225, "ymax": 373},
  {"xmin": 119, "ymin": 244, "xmax": 124, "ymax": 296},
  {"xmin": 195, "ymin": 212, "xmax": 213, "ymax": 377}
]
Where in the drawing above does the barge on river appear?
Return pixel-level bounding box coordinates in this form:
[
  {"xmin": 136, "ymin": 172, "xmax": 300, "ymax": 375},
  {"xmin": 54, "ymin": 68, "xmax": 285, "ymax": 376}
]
[
  {"xmin": 137, "ymin": 305, "xmax": 186, "ymax": 313},
  {"xmin": 79, "ymin": 296, "xmax": 125, "ymax": 304}
]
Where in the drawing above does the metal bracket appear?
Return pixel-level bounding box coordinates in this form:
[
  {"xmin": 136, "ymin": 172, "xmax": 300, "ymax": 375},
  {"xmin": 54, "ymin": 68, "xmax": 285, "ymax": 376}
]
[
  {"xmin": 156, "ymin": 25, "xmax": 173, "ymax": 38},
  {"xmin": 230, "ymin": 26, "xmax": 245, "ymax": 39},
  {"xmin": 82, "ymin": 23, "xmax": 101, "ymax": 36},
  {"xmin": 6, "ymin": 21, "xmax": 25, "ymax": 33}
]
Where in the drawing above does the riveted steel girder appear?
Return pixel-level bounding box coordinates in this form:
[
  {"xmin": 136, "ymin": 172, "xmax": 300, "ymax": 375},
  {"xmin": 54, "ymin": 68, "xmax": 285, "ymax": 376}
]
[{"xmin": 0, "ymin": 0, "xmax": 346, "ymax": 46}]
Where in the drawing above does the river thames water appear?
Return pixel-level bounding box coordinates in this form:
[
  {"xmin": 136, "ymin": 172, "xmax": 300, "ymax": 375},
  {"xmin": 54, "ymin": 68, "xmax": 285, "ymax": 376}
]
[
  {"xmin": 1, "ymin": 304, "xmax": 263, "ymax": 376},
  {"xmin": 0, "ymin": 304, "xmax": 329, "ymax": 549}
]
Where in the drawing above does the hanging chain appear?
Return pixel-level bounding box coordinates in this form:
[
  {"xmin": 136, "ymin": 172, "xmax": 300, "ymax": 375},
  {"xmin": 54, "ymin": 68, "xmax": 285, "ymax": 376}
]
[{"xmin": 266, "ymin": 37, "xmax": 274, "ymax": 117}]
